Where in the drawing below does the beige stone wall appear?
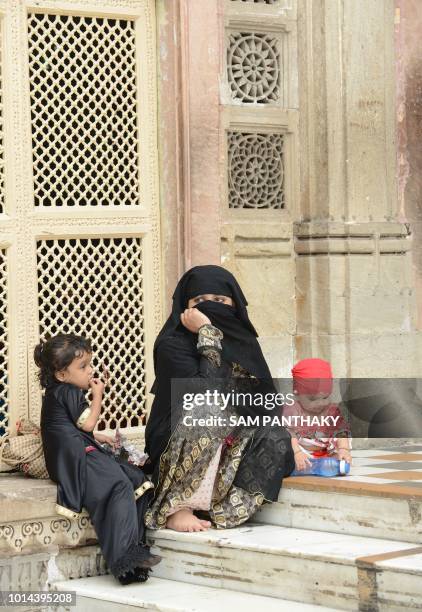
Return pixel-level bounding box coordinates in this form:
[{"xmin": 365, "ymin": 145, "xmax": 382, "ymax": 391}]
[
  {"xmin": 158, "ymin": 0, "xmax": 421, "ymax": 377},
  {"xmin": 295, "ymin": 0, "xmax": 420, "ymax": 376}
]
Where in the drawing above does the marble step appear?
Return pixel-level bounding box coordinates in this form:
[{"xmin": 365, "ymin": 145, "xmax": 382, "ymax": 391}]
[
  {"xmin": 53, "ymin": 575, "xmax": 338, "ymax": 611},
  {"xmin": 146, "ymin": 524, "xmax": 422, "ymax": 611},
  {"xmin": 256, "ymin": 482, "xmax": 422, "ymax": 543}
]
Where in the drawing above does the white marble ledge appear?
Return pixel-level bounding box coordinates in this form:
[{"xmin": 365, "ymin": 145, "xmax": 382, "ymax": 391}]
[
  {"xmin": 53, "ymin": 575, "xmax": 339, "ymax": 611},
  {"xmin": 376, "ymin": 553, "xmax": 422, "ymax": 572},
  {"xmin": 148, "ymin": 523, "xmax": 418, "ymax": 564}
]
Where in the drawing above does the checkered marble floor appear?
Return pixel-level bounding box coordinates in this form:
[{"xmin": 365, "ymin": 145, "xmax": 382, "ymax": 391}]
[{"xmin": 286, "ymin": 445, "xmax": 422, "ymax": 498}]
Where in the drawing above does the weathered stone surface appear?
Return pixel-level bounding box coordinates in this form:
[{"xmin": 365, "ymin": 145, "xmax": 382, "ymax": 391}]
[
  {"xmin": 53, "ymin": 575, "xmax": 338, "ymax": 612},
  {"xmin": 255, "ymin": 486, "xmax": 422, "ymax": 544},
  {"xmin": 0, "ymin": 474, "xmax": 56, "ymax": 524},
  {"xmin": 259, "ymin": 335, "xmax": 294, "ymax": 378},
  {"xmin": 147, "ymin": 524, "xmax": 422, "ymax": 611}
]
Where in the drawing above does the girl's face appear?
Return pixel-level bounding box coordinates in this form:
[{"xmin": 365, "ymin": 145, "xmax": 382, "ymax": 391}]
[
  {"xmin": 55, "ymin": 351, "xmax": 93, "ymax": 390},
  {"xmin": 296, "ymin": 393, "xmax": 330, "ymax": 414},
  {"xmin": 188, "ymin": 293, "xmax": 234, "ymax": 308}
]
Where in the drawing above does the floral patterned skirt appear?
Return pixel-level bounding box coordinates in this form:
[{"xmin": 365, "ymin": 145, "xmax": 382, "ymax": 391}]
[{"xmin": 144, "ymin": 431, "xmax": 265, "ymax": 530}]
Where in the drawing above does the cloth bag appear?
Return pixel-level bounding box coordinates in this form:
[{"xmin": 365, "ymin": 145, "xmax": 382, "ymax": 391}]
[{"xmin": 0, "ymin": 418, "xmax": 49, "ymax": 479}]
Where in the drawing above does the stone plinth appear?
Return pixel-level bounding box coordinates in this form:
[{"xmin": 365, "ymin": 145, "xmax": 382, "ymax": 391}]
[{"xmin": 0, "ymin": 474, "xmax": 102, "ymax": 591}]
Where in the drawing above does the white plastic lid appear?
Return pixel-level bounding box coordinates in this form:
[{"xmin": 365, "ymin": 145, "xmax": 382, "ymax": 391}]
[{"xmin": 339, "ymin": 459, "xmax": 350, "ymax": 475}]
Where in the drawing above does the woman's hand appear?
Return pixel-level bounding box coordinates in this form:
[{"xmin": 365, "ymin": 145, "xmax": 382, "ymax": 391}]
[
  {"xmin": 180, "ymin": 308, "xmax": 211, "ymax": 333},
  {"xmin": 294, "ymin": 450, "xmax": 312, "ymax": 472},
  {"xmin": 89, "ymin": 377, "xmax": 105, "ymax": 399}
]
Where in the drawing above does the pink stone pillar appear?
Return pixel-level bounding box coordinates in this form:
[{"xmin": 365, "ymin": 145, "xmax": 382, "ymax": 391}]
[
  {"xmin": 157, "ymin": 0, "xmax": 222, "ymax": 313},
  {"xmin": 181, "ymin": 0, "xmax": 222, "ymax": 269},
  {"xmin": 158, "ymin": 0, "xmax": 223, "ymax": 311}
]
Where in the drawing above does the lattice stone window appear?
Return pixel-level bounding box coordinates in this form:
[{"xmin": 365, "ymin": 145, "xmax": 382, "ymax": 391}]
[
  {"xmin": 0, "ymin": 24, "xmax": 4, "ymax": 215},
  {"xmin": 36, "ymin": 237, "xmax": 145, "ymax": 429},
  {"xmin": 28, "ymin": 13, "xmax": 139, "ymax": 207},
  {"xmin": 228, "ymin": 131, "xmax": 285, "ymax": 209},
  {"xmin": 227, "ymin": 31, "xmax": 280, "ymax": 104},
  {"xmin": 0, "ymin": 250, "xmax": 9, "ymax": 435}
]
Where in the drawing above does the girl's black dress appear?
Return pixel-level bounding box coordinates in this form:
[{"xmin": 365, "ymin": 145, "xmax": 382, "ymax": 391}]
[{"xmin": 41, "ymin": 382, "xmax": 159, "ymax": 579}]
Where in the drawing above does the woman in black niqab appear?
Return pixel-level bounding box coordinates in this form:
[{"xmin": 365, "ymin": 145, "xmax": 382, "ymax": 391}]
[{"xmin": 144, "ymin": 265, "xmax": 294, "ymax": 532}]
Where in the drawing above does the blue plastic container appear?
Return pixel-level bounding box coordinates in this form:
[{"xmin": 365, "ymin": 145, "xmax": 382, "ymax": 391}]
[{"xmin": 291, "ymin": 456, "xmax": 350, "ymax": 477}]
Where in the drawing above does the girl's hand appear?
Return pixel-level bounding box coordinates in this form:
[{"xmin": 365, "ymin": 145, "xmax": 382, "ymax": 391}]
[
  {"xmin": 102, "ymin": 363, "xmax": 110, "ymax": 385},
  {"xmin": 294, "ymin": 450, "xmax": 312, "ymax": 472},
  {"xmin": 336, "ymin": 448, "xmax": 352, "ymax": 465},
  {"xmin": 94, "ymin": 432, "xmax": 116, "ymax": 450},
  {"xmin": 89, "ymin": 377, "xmax": 105, "ymax": 398},
  {"xmin": 180, "ymin": 308, "xmax": 211, "ymax": 333}
]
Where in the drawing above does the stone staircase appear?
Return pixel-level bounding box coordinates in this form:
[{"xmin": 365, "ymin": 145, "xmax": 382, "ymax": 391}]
[{"xmin": 2, "ymin": 456, "xmax": 422, "ymax": 611}]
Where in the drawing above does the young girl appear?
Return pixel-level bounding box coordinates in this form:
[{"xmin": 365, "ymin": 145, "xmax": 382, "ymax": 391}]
[
  {"xmin": 283, "ymin": 358, "xmax": 352, "ymax": 472},
  {"xmin": 35, "ymin": 334, "xmax": 160, "ymax": 584}
]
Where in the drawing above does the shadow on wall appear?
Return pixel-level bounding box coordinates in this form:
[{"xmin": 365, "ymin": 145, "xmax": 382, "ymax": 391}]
[{"xmin": 340, "ymin": 378, "xmax": 422, "ymax": 438}]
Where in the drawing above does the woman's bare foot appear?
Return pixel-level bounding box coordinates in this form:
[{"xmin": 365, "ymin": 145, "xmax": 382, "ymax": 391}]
[{"xmin": 166, "ymin": 509, "xmax": 211, "ymax": 532}]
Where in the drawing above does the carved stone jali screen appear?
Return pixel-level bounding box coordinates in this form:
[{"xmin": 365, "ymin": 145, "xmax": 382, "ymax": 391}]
[
  {"xmin": 227, "ymin": 31, "xmax": 281, "ymax": 104},
  {"xmin": 228, "ymin": 131, "xmax": 285, "ymax": 209},
  {"xmin": 28, "ymin": 13, "xmax": 140, "ymax": 208},
  {"xmin": 0, "ymin": 0, "xmax": 161, "ymax": 435}
]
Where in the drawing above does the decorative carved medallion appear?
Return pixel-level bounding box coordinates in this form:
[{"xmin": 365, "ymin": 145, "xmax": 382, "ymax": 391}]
[
  {"xmin": 227, "ymin": 32, "xmax": 280, "ymax": 103},
  {"xmin": 228, "ymin": 132, "xmax": 285, "ymax": 209}
]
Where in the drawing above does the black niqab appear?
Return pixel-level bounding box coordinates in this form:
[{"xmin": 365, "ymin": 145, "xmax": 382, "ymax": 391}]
[{"xmin": 152, "ymin": 265, "xmax": 271, "ymax": 382}]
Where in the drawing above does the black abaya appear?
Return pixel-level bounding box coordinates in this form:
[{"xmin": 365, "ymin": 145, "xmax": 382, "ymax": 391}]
[
  {"xmin": 41, "ymin": 382, "xmax": 159, "ymax": 579},
  {"xmin": 144, "ymin": 265, "xmax": 294, "ymax": 527}
]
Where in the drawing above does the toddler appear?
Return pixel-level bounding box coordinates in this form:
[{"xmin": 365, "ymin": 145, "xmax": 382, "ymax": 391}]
[{"xmin": 283, "ymin": 358, "xmax": 352, "ymax": 472}]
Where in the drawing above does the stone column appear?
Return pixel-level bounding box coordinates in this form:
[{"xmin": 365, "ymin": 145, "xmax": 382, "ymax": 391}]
[
  {"xmin": 295, "ymin": 0, "xmax": 420, "ymax": 376},
  {"xmin": 157, "ymin": 0, "xmax": 222, "ymax": 311}
]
